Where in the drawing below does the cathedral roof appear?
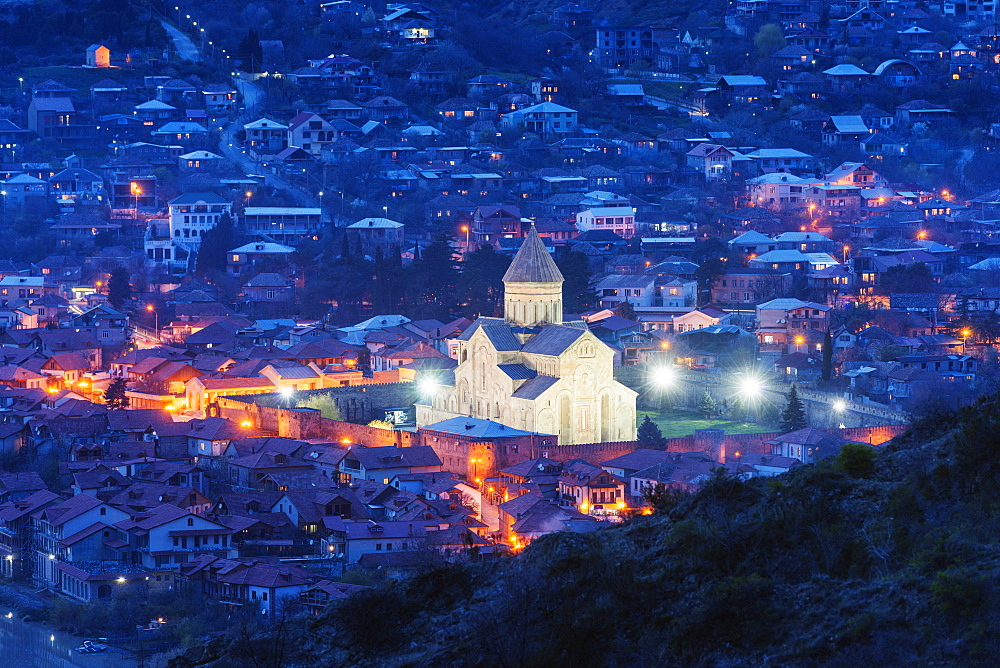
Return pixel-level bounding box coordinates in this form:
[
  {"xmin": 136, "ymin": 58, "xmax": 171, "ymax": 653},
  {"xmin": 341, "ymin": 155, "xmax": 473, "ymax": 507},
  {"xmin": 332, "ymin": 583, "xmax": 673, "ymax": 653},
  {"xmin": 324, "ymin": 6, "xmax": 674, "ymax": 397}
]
[
  {"xmin": 497, "ymin": 363, "xmax": 537, "ymax": 380},
  {"xmin": 502, "ymin": 225, "xmax": 564, "ymax": 284},
  {"xmin": 511, "ymin": 375, "xmax": 560, "ymax": 399},
  {"xmin": 521, "ymin": 324, "xmax": 586, "ymax": 357},
  {"xmin": 457, "ymin": 318, "xmax": 522, "ymax": 351}
]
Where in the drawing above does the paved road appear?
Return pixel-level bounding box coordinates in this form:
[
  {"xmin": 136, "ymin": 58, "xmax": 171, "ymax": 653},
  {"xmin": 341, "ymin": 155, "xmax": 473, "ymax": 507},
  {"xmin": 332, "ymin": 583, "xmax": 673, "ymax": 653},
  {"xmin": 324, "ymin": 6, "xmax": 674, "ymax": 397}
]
[
  {"xmin": 161, "ymin": 20, "xmax": 201, "ymax": 62},
  {"xmin": 219, "ymin": 78, "xmax": 322, "ymax": 210},
  {"xmin": 159, "ymin": 20, "xmax": 322, "ymax": 213}
]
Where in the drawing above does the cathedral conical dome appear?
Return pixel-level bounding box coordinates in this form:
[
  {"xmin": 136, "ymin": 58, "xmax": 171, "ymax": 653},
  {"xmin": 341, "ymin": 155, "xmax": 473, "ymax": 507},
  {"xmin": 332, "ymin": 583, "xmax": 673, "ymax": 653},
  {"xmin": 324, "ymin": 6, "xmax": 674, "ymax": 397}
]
[
  {"xmin": 503, "ymin": 226, "xmax": 564, "ymax": 284},
  {"xmin": 503, "ymin": 225, "xmax": 563, "ymax": 327}
]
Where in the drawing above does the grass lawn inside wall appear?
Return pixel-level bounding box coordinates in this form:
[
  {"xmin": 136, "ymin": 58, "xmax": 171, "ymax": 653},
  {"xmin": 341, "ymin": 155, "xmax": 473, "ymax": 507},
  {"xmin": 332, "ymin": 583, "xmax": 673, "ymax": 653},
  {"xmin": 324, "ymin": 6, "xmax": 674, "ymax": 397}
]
[{"xmin": 637, "ymin": 408, "xmax": 773, "ymax": 439}]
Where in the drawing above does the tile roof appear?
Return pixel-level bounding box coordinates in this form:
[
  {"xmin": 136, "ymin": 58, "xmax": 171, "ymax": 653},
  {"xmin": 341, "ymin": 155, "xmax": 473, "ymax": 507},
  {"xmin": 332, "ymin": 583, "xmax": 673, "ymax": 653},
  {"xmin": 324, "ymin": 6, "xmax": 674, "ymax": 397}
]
[
  {"xmin": 422, "ymin": 416, "xmax": 536, "ymax": 438},
  {"xmin": 510, "ymin": 374, "xmax": 560, "ymax": 399},
  {"xmin": 502, "ymin": 226, "xmax": 563, "ymax": 284},
  {"xmin": 521, "ymin": 325, "xmax": 586, "ymax": 357}
]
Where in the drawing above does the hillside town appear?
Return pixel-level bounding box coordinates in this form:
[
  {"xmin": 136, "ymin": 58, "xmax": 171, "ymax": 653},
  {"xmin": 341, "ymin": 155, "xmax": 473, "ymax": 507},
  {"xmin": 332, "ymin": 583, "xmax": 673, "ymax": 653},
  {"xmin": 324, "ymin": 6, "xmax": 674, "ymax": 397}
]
[{"xmin": 0, "ymin": 0, "xmax": 998, "ymax": 660}]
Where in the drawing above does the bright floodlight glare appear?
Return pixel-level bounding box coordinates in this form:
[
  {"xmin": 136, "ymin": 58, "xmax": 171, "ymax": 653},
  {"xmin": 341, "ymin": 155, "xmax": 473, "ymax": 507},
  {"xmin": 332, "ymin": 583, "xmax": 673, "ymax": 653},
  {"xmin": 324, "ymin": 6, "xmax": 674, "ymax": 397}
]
[
  {"xmin": 419, "ymin": 378, "xmax": 438, "ymax": 395},
  {"xmin": 651, "ymin": 365, "xmax": 675, "ymax": 389},
  {"xmin": 279, "ymin": 386, "xmax": 294, "ymax": 397},
  {"xmin": 833, "ymin": 399, "xmax": 847, "ymax": 413},
  {"xmin": 739, "ymin": 375, "xmax": 763, "ymax": 399}
]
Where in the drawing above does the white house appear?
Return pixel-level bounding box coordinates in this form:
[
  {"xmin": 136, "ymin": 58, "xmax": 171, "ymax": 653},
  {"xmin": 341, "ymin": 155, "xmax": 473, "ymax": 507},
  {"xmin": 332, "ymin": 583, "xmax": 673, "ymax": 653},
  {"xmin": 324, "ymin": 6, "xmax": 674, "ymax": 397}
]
[
  {"xmin": 115, "ymin": 503, "xmax": 235, "ymax": 571},
  {"xmin": 168, "ymin": 192, "xmax": 233, "ymax": 249},
  {"xmin": 32, "ymin": 495, "xmax": 129, "ymax": 587},
  {"xmin": 575, "ymin": 206, "xmax": 635, "ymax": 237},
  {"xmin": 595, "ymin": 274, "xmax": 658, "ymax": 308},
  {"xmin": 339, "ymin": 520, "xmax": 429, "ymax": 563},
  {"xmin": 500, "ymin": 102, "xmax": 578, "ymax": 135}
]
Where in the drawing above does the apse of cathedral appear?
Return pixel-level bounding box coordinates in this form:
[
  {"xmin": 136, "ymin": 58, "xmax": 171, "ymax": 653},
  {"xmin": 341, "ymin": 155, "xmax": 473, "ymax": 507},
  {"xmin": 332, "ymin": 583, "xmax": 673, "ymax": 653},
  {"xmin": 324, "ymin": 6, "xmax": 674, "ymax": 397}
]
[{"xmin": 416, "ymin": 226, "xmax": 638, "ymax": 445}]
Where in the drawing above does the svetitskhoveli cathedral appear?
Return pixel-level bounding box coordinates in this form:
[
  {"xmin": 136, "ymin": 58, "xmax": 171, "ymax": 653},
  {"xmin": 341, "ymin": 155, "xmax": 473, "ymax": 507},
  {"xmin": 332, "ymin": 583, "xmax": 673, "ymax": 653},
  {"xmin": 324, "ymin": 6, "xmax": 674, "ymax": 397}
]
[{"xmin": 416, "ymin": 226, "xmax": 637, "ymax": 445}]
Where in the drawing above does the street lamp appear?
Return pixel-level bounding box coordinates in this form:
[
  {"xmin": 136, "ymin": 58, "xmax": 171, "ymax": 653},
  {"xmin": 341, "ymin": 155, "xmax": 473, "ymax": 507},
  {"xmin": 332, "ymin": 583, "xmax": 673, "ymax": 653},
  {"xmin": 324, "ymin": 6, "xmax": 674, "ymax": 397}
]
[
  {"xmin": 245, "ymin": 190, "xmax": 253, "ymax": 206},
  {"xmin": 145, "ymin": 304, "xmax": 158, "ymax": 336},
  {"xmin": 842, "ymin": 245, "xmax": 850, "ymax": 264},
  {"xmin": 131, "ymin": 183, "xmax": 142, "ymax": 219},
  {"xmin": 794, "ymin": 335, "xmax": 804, "ymax": 352},
  {"xmin": 961, "ymin": 328, "xmax": 972, "ymax": 353},
  {"xmin": 461, "ymin": 225, "xmax": 470, "ymax": 249}
]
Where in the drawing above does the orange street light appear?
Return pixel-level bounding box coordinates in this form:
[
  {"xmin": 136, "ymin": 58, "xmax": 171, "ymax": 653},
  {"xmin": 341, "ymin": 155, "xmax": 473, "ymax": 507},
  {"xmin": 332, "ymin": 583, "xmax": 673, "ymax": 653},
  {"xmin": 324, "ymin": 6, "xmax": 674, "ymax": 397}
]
[{"xmin": 240, "ymin": 420, "xmax": 253, "ymax": 428}]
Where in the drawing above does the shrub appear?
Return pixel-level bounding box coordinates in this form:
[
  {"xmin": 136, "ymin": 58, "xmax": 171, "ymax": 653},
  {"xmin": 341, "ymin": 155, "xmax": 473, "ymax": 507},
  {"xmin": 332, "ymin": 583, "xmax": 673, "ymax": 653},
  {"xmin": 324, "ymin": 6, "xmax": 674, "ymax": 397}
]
[{"xmin": 837, "ymin": 442, "xmax": 876, "ymax": 477}]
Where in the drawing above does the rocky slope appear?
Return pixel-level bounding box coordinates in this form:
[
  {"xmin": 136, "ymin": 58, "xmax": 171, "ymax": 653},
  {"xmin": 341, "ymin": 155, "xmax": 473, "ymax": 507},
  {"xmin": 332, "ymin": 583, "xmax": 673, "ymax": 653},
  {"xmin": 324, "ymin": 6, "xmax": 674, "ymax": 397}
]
[{"xmin": 170, "ymin": 397, "xmax": 1000, "ymax": 667}]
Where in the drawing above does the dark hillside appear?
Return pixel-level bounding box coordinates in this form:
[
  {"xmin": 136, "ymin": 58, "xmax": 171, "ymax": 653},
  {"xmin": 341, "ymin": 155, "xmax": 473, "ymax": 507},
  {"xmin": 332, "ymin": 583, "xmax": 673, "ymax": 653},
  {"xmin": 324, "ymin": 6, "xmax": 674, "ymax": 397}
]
[{"xmin": 170, "ymin": 397, "xmax": 1000, "ymax": 667}]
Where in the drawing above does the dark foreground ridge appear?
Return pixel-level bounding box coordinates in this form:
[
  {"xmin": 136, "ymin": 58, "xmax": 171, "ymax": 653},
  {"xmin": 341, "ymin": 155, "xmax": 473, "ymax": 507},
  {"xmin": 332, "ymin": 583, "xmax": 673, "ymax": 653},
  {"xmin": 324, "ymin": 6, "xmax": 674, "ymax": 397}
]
[{"xmin": 169, "ymin": 397, "xmax": 1000, "ymax": 667}]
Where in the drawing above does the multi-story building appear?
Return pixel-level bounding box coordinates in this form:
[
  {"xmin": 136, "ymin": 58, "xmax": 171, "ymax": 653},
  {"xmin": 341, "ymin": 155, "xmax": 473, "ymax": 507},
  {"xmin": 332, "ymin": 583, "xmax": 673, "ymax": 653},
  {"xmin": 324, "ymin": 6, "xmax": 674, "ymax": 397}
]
[
  {"xmin": 593, "ymin": 27, "xmax": 655, "ymax": 69},
  {"xmin": 242, "ymin": 207, "xmax": 322, "ymax": 244},
  {"xmin": 168, "ymin": 193, "xmax": 233, "ymax": 249},
  {"xmin": 575, "ymin": 207, "xmax": 635, "ymax": 237},
  {"xmin": 243, "ymin": 118, "xmax": 288, "ymax": 158},
  {"xmin": 755, "ymin": 298, "xmax": 831, "ymax": 350}
]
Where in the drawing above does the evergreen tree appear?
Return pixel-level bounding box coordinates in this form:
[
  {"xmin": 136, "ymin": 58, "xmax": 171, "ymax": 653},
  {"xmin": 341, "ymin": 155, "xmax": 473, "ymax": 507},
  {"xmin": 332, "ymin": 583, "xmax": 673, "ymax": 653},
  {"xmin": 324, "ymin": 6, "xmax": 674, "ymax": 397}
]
[
  {"xmin": 822, "ymin": 331, "xmax": 834, "ymax": 381},
  {"xmin": 107, "ymin": 266, "xmax": 131, "ymax": 309},
  {"xmin": 196, "ymin": 212, "xmax": 234, "ymax": 276},
  {"xmin": 556, "ymin": 248, "xmax": 596, "ymax": 313},
  {"xmin": 615, "ymin": 300, "xmax": 637, "ymax": 321},
  {"xmin": 458, "ymin": 244, "xmax": 511, "ymax": 318},
  {"xmin": 407, "ymin": 233, "xmax": 459, "ymax": 319},
  {"xmin": 780, "ymin": 384, "xmax": 808, "ymax": 432},
  {"xmin": 104, "ymin": 377, "xmax": 130, "ymax": 410},
  {"xmin": 237, "ymin": 28, "xmax": 263, "ymax": 71},
  {"xmin": 699, "ymin": 390, "xmax": 718, "ymax": 418},
  {"xmin": 637, "ymin": 415, "xmax": 666, "ymax": 450}
]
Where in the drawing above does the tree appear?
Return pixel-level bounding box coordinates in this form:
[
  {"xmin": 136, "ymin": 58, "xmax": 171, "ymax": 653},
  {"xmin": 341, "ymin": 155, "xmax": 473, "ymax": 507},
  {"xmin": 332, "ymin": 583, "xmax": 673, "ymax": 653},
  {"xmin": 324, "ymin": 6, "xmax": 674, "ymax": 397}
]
[
  {"xmin": 615, "ymin": 300, "xmax": 637, "ymax": 321},
  {"xmin": 407, "ymin": 233, "xmax": 460, "ymax": 319},
  {"xmin": 822, "ymin": 331, "xmax": 834, "ymax": 381},
  {"xmin": 556, "ymin": 248, "xmax": 596, "ymax": 313},
  {"xmin": 691, "ymin": 238, "xmax": 732, "ymax": 303},
  {"xmin": 372, "ymin": 246, "xmax": 406, "ymax": 314},
  {"xmin": 107, "ymin": 266, "xmax": 131, "ymax": 309},
  {"xmin": 780, "ymin": 384, "xmax": 807, "ymax": 432},
  {"xmin": 879, "ymin": 263, "xmax": 934, "ymax": 294},
  {"xmin": 237, "ymin": 28, "xmax": 264, "ymax": 71},
  {"xmin": 105, "ymin": 377, "xmax": 130, "ymax": 410},
  {"xmin": 298, "ymin": 394, "xmax": 344, "ymax": 420},
  {"xmin": 196, "ymin": 212, "xmax": 234, "ymax": 276},
  {"xmin": 458, "ymin": 244, "xmax": 510, "ymax": 318},
  {"xmin": 637, "ymin": 415, "xmax": 666, "ymax": 450},
  {"xmin": 699, "ymin": 390, "xmax": 718, "ymax": 419},
  {"xmin": 754, "ymin": 24, "xmax": 786, "ymax": 59}
]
